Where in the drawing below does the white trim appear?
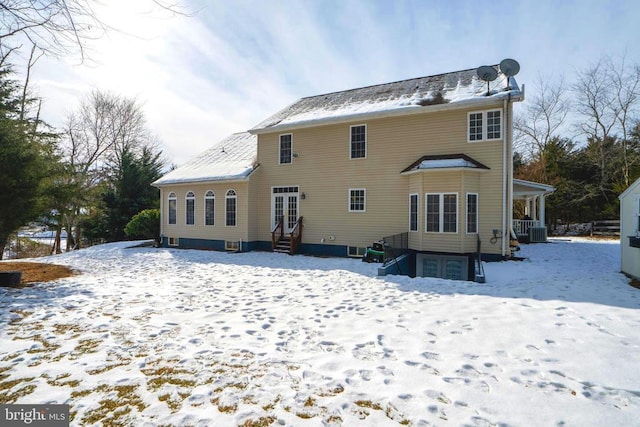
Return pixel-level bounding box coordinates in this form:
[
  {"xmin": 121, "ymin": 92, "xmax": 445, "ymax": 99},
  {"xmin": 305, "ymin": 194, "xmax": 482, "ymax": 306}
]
[
  {"xmin": 279, "ymin": 133, "xmax": 293, "ymax": 165},
  {"xmin": 347, "ymin": 246, "xmax": 366, "ymax": 257},
  {"xmin": 349, "ymin": 124, "xmax": 367, "ymax": 160},
  {"xmin": 168, "ymin": 192, "xmax": 177, "ymax": 225},
  {"xmin": 467, "ymin": 109, "xmax": 502, "ymax": 143},
  {"xmin": 204, "ymin": 190, "xmax": 215, "ymax": 226},
  {"xmin": 425, "ymin": 192, "xmax": 458, "ymax": 233},
  {"xmin": 225, "ymin": 189, "xmax": 237, "ymax": 227},
  {"xmin": 225, "ymin": 240, "xmax": 240, "ymax": 251},
  {"xmin": 409, "ymin": 193, "xmax": 419, "ymax": 232},
  {"xmin": 619, "ymin": 177, "xmax": 640, "ymax": 200},
  {"xmin": 271, "ymin": 185, "xmax": 300, "ymax": 232},
  {"xmin": 185, "ymin": 191, "xmax": 196, "ymax": 226},
  {"xmin": 466, "ymin": 192, "xmax": 479, "ymax": 234},
  {"xmin": 348, "ymin": 188, "xmax": 367, "ymax": 212}
]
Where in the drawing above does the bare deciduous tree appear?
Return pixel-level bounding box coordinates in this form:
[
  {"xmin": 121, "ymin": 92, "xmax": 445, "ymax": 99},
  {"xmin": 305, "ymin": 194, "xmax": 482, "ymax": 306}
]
[
  {"xmin": 59, "ymin": 90, "xmax": 157, "ymax": 249},
  {"xmin": 573, "ymin": 55, "xmax": 640, "ymax": 188},
  {"xmin": 515, "ymin": 75, "xmax": 571, "ymax": 159},
  {"xmin": 0, "ymin": 0, "xmax": 191, "ymax": 64}
]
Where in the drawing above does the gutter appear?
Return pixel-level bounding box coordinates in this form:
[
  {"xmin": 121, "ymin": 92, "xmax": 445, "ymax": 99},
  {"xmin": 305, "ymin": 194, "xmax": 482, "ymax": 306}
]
[{"xmin": 152, "ymin": 164, "xmax": 261, "ymax": 188}]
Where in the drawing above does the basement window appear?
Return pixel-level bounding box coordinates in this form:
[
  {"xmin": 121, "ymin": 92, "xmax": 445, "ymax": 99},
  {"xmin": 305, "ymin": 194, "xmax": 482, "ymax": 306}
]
[{"xmin": 347, "ymin": 246, "xmax": 366, "ymax": 257}]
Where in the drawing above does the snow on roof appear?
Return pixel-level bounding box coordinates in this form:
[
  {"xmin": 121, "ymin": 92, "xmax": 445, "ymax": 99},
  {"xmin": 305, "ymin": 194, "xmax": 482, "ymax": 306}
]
[
  {"xmin": 401, "ymin": 154, "xmax": 490, "ymax": 174},
  {"xmin": 251, "ymin": 66, "xmax": 521, "ymax": 132},
  {"xmin": 152, "ymin": 132, "xmax": 257, "ymax": 186},
  {"xmin": 513, "ymin": 178, "xmax": 556, "ymax": 196}
]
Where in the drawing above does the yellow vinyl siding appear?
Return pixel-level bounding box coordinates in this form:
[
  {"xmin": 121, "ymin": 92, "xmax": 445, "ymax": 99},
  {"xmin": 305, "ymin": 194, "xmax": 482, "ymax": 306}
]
[
  {"xmin": 256, "ymin": 103, "xmax": 509, "ymax": 255},
  {"xmin": 159, "ymin": 182, "xmax": 252, "ymax": 242}
]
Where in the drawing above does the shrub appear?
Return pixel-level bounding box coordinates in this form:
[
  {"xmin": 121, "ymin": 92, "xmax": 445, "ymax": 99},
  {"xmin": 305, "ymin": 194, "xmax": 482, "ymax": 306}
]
[{"xmin": 124, "ymin": 209, "xmax": 160, "ymax": 242}]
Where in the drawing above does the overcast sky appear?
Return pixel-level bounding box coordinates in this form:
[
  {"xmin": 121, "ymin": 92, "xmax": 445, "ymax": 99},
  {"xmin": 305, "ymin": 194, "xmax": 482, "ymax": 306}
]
[{"xmin": 29, "ymin": 0, "xmax": 640, "ymax": 166}]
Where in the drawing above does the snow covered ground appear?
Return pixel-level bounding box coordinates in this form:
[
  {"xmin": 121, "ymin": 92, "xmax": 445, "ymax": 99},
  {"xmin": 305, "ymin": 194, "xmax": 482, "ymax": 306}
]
[{"xmin": 1, "ymin": 237, "xmax": 638, "ymax": 426}]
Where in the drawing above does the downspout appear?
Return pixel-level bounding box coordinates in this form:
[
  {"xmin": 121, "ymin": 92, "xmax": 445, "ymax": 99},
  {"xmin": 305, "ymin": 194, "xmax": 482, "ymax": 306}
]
[
  {"xmin": 507, "ymin": 92, "xmax": 513, "ymax": 258},
  {"xmin": 502, "ymin": 93, "xmax": 513, "ymax": 257},
  {"xmin": 501, "ymin": 96, "xmax": 508, "ymax": 258}
]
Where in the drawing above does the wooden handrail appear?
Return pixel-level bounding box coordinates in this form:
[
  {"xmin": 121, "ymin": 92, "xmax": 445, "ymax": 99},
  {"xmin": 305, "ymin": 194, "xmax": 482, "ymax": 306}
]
[
  {"xmin": 289, "ymin": 216, "xmax": 303, "ymax": 254},
  {"xmin": 271, "ymin": 216, "xmax": 284, "ymax": 250}
]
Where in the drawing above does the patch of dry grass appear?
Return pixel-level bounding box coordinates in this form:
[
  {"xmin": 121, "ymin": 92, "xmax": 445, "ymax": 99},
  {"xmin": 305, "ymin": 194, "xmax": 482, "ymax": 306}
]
[
  {"xmin": 0, "ymin": 262, "xmax": 75, "ymax": 285},
  {"xmin": 73, "ymin": 383, "xmax": 147, "ymax": 425},
  {"xmin": 0, "ymin": 376, "xmax": 36, "ymax": 404}
]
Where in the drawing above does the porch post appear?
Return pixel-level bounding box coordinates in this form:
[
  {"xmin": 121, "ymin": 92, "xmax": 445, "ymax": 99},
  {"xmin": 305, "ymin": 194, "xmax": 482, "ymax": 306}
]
[
  {"xmin": 525, "ymin": 197, "xmax": 531, "ymax": 217},
  {"xmin": 539, "ymin": 195, "xmax": 546, "ymax": 227},
  {"xmin": 532, "ymin": 196, "xmax": 538, "ymax": 222}
]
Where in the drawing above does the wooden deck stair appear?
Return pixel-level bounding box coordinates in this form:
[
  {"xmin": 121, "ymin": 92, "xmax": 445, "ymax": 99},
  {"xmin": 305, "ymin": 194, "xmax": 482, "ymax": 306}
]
[
  {"xmin": 271, "ymin": 216, "xmax": 303, "ymax": 255},
  {"xmin": 273, "ymin": 236, "xmax": 292, "ymax": 254}
]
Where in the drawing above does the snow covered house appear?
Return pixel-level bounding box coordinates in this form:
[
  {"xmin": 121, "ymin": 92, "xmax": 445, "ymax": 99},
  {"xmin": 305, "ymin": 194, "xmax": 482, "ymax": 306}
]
[
  {"xmin": 153, "ymin": 63, "xmax": 539, "ymax": 280},
  {"xmin": 619, "ymin": 177, "xmax": 640, "ymax": 280}
]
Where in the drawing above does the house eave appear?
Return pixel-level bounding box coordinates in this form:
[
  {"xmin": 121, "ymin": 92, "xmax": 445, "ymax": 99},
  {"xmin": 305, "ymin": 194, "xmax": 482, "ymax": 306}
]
[
  {"xmin": 401, "ymin": 167, "xmax": 490, "ymax": 176},
  {"xmin": 250, "ymin": 91, "xmax": 523, "ymax": 135},
  {"xmin": 152, "ymin": 164, "xmax": 260, "ymax": 188}
]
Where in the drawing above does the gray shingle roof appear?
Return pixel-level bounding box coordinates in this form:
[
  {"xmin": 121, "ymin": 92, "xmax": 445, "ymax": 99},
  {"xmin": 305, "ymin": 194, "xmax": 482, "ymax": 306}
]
[
  {"xmin": 152, "ymin": 132, "xmax": 257, "ymax": 186},
  {"xmin": 251, "ymin": 66, "xmax": 521, "ymax": 132}
]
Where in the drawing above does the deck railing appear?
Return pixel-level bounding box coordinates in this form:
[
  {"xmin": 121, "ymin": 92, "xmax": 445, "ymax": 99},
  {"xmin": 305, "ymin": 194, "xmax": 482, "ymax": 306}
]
[
  {"xmin": 513, "ymin": 219, "xmax": 540, "ymax": 236},
  {"xmin": 271, "ymin": 216, "xmax": 284, "ymax": 250},
  {"xmin": 289, "ymin": 216, "xmax": 303, "ymax": 254}
]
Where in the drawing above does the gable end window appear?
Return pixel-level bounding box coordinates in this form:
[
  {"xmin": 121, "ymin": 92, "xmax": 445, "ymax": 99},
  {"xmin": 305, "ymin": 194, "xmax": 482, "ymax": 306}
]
[
  {"xmin": 186, "ymin": 191, "xmax": 195, "ymax": 225},
  {"xmin": 168, "ymin": 192, "xmax": 177, "ymax": 225},
  {"xmin": 349, "ymin": 188, "xmax": 366, "ymax": 212},
  {"xmin": 426, "ymin": 193, "xmax": 458, "ymax": 233},
  {"xmin": 350, "ymin": 124, "xmax": 366, "ymax": 159},
  {"xmin": 205, "ymin": 190, "xmax": 215, "ymax": 226},
  {"xmin": 468, "ymin": 109, "xmax": 501, "ymax": 142},
  {"xmin": 279, "ymin": 134, "xmax": 292, "ymax": 164}
]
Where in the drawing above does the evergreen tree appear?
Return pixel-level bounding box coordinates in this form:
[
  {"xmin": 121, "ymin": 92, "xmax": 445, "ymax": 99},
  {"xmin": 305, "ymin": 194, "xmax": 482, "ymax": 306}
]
[
  {"xmin": 0, "ymin": 68, "xmax": 54, "ymax": 258},
  {"xmin": 94, "ymin": 146, "xmax": 164, "ymax": 242}
]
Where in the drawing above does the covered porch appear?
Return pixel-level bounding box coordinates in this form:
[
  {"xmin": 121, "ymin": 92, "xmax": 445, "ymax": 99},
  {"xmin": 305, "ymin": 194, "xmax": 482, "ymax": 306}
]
[{"xmin": 512, "ymin": 179, "xmax": 556, "ymax": 242}]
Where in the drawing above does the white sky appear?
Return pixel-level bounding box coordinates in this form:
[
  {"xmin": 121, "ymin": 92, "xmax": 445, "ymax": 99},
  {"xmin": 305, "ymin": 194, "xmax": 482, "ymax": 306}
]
[{"xmin": 27, "ymin": 0, "xmax": 640, "ymax": 166}]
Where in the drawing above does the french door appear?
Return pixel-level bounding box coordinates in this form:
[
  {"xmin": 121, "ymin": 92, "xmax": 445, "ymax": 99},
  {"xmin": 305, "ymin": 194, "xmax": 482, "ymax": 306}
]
[{"xmin": 272, "ymin": 186, "xmax": 299, "ymax": 233}]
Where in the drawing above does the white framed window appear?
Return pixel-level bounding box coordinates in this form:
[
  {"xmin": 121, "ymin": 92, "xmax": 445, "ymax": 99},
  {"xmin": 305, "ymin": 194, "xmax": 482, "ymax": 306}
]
[
  {"xmin": 225, "ymin": 241, "xmax": 239, "ymax": 251},
  {"xmin": 226, "ymin": 189, "xmax": 237, "ymax": 226},
  {"xmin": 168, "ymin": 192, "xmax": 177, "ymax": 225},
  {"xmin": 168, "ymin": 237, "xmax": 179, "ymax": 246},
  {"xmin": 205, "ymin": 190, "xmax": 215, "ymax": 226},
  {"xmin": 467, "ymin": 193, "xmax": 478, "ymax": 234},
  {"xmin": 425, "ymin": 193, "xmax": 458, "ymax": 233},
  {"xmin": 468, "ymin": 109, "xmax": 501, "ymax": 142},
  {"xmin": 349, "ymin": 188, "xmax": 366, "ymax": 212},
  {"xmin": 409, "ymin": 193, "xmax": 419, "ymax": 232},
  {"xmin": 279, "ymin": 134, "xmax": 292, "ymax": 164},
  {"xmin": 347, "ymin": 246, "xmax": 366, "ymax": 257},
  {"xmin": 185, "ymin": 191, "xmax": 195, "ymax": 225},
  {"xmin": 350, "ymin": 124, "xmax": 367, "ymax": 159}
]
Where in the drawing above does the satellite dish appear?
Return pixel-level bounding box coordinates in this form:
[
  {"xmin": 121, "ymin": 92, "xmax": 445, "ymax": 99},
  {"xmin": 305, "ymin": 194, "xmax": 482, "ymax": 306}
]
[
  {"xmin": 499, "ymin": 58, "xmax": 520, "ymax": 77},
  {"xmin": 477, "ymin": 66, "xmax": 498, "ymax": 82}
]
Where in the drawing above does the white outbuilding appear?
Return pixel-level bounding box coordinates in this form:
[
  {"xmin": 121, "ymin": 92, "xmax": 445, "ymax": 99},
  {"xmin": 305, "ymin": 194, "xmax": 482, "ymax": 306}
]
[{"xmin": 619, "ymin": 177, "xmax": 640, "ymax": 280}]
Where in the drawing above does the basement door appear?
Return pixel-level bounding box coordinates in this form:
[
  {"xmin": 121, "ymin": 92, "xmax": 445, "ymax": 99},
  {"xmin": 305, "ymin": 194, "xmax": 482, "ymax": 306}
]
[{"xmin": 272, "ymin": 186, "xmax": 299, "ymax": 233}]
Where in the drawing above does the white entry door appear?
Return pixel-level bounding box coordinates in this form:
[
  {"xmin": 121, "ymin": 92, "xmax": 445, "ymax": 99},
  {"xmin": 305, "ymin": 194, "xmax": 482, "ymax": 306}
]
[{"xmin": 272, "ymin": 187, "xmax": 299, "ymax": 233}]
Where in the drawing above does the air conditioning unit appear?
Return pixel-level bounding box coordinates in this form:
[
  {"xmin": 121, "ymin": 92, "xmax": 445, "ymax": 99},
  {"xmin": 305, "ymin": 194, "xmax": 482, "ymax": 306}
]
[{"xmin": 529, "ymin": 227, "xmax": 548, "ymax": 243}]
